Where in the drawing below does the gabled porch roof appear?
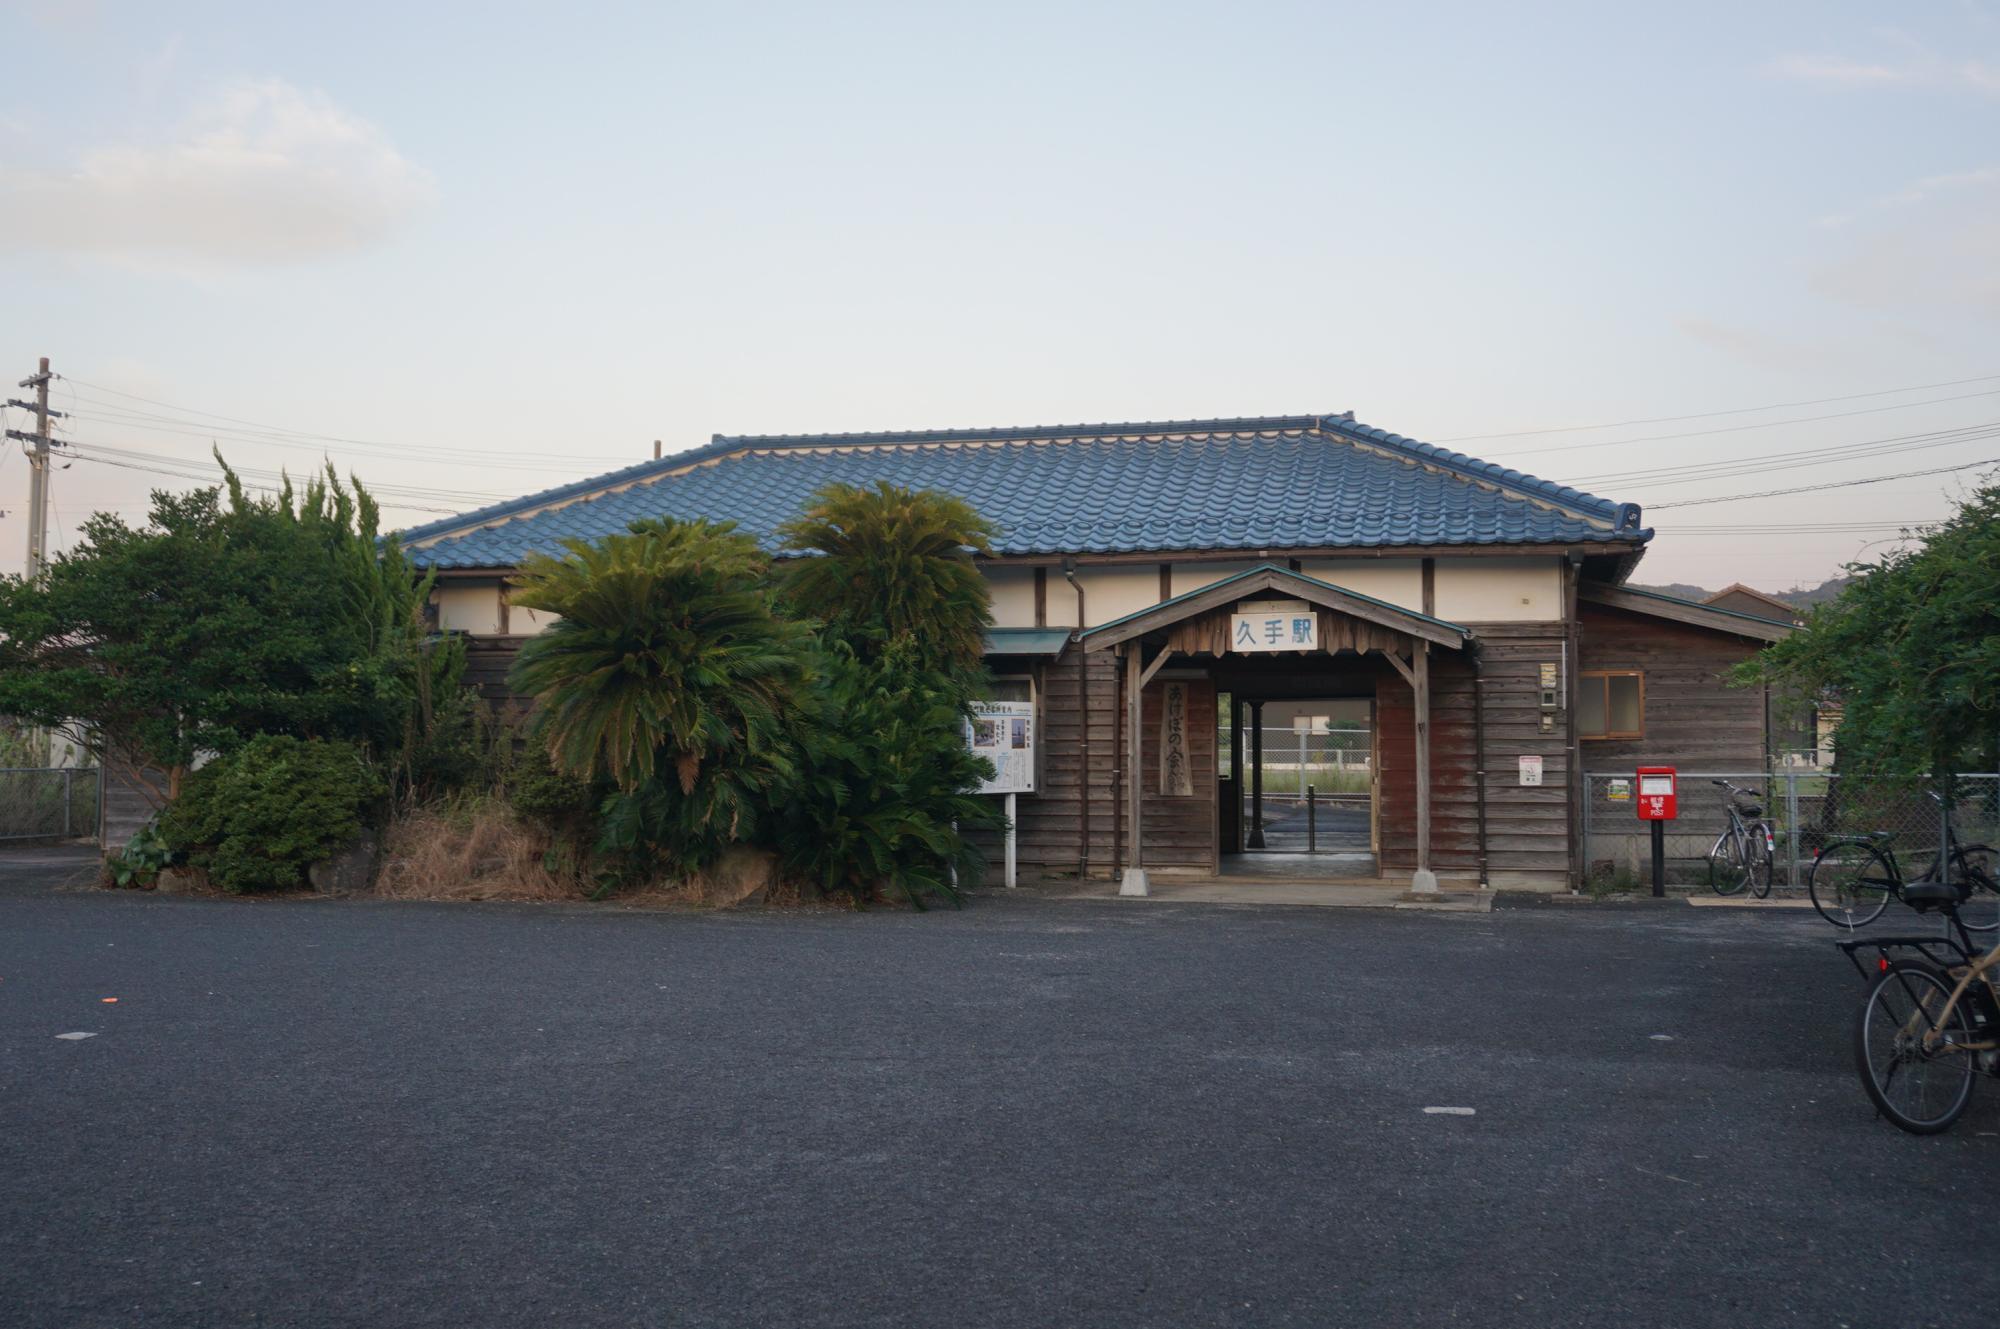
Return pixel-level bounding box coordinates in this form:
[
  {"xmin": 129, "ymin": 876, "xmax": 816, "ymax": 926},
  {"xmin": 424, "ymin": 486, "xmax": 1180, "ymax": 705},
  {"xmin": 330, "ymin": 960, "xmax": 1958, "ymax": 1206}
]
[{"xmin": 1078, "ymin": 562, "xmax": 1470, "ymax": 652}]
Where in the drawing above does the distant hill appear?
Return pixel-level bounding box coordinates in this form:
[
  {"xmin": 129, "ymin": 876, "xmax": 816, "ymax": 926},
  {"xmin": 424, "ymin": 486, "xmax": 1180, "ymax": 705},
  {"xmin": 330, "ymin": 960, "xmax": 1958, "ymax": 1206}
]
[{"xmin": 1629, "ymin": 576, "xmax": 1852, "ymax": 610}]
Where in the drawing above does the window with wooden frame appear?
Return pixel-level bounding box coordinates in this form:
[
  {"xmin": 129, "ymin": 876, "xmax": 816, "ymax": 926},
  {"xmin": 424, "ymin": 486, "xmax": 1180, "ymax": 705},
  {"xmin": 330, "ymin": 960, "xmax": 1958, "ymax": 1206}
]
[{"xmin": 1577, "ymin": 670, "xmax": 1644, "ymax": 740}]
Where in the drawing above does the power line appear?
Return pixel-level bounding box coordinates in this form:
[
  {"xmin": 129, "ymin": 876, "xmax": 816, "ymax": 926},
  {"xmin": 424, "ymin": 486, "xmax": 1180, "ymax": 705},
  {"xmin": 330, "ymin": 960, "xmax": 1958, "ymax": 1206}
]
[
  {"xmin": 1436, "ymin": 371, "xmax": 2000, "ymax": 443},
  {"xmin": 1647, "ymin": 458, "xmax": 1999, "ymax": 510},
  {"xmin": 58, "ymin": 376, "xmax": 645, "ymax": 469},
  {"xmin": 63, "ymin": 450, "xmax": 482, "ymax": 516},
  {"xmin": 59, "ymin": 406, "xmax": 614, "ymax": 476},
  {"xmin": 1490, "ymin": 388, "xmax": 2000, "ymax": 461},
  {"xmin": 62, "ymin": 400, "xmax": 602, "ymax": 471},
  {"xmin": 68, "ymin": 439, "xmax": 515, "ymax": 501},
  {"xmin": 1570, "ymin": 421, "xmax": 2000, "ymax": 489},
  {"xmin": 1653, "ymin": 518, "xmax": 1940, "ymax": 532}
]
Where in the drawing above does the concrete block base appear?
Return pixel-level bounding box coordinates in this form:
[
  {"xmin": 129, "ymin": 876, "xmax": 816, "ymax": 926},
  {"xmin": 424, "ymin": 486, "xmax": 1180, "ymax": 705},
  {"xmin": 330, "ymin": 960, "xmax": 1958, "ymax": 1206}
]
[
  {"xmin": 1118, "ymin": 868, "xmax": 1151, "ymax": 897},
  {"xmin": 1409, "ymin": 868, "xmax": 1439, "ymax": 895}
]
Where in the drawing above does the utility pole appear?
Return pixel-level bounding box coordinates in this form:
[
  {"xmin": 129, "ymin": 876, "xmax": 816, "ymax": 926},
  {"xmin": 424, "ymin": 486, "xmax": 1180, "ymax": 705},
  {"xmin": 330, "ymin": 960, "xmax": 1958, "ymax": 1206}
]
[{"xmin": 7, "ymin": 356, "xmax": 62, "ymax": 578}]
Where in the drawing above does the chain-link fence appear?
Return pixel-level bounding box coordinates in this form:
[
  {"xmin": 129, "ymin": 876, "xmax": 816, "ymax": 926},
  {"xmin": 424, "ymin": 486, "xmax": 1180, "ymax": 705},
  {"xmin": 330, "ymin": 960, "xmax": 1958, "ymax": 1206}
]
[
  {"xmin": 0, "ymin": 768, "xmax": 102, "ymax": 843},
  {"xmin": 1582, "ymin": 771, "xmax": 2000, "ymax": 892}
]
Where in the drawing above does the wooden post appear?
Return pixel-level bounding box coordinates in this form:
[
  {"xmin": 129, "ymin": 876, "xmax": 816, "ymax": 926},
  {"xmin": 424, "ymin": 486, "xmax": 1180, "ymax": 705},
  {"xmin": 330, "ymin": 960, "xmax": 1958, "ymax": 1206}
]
[
  {"xmin": 1247, "ymin": 699, "xmax": 1267, "ymax": 848},
  {"xmin": 1412, "ymin": 640, "xmax": 1437, "ymax": 892},
  {"xmin": 1119, "ymin": 644, "xmax": 1148, "ymax": 895}
]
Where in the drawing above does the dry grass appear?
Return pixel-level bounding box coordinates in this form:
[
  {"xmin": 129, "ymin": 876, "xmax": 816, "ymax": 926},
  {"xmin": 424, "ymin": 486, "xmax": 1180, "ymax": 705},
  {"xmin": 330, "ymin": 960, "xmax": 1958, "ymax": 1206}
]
[
  {"xmin": 375, "ymin": 796, "xmax": 587, "ymax": 902},
  {"xmin": 373, "ymin": 798, "xmax": 810, "ymax": 908}
]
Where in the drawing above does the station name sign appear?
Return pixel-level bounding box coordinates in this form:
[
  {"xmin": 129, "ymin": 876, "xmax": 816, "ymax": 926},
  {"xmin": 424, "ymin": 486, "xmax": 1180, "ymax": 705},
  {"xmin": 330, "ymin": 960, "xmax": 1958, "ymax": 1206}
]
[{"xmin": 1229, "ymin": 599, "xmax": 1318, "ymax": 653}]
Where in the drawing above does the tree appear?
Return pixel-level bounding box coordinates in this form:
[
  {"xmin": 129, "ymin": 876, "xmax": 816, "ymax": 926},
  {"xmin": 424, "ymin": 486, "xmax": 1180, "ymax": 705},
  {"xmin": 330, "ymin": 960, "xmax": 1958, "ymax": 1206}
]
[
  {"xmin": 506, "ymin": 517, "xmax": 810, "ymax": 868},
  {"xmin": 0, "ymin": 459, "xmax": 451, "ymax": 805},
  {"xmin": 777, "ymin": 483, "xmax": 1004, "ymax": 905},
  {"xmin": 1735, "ymin": 479, "xmax": 2000, "ymax": 778},
  {"xmin": 778, "ymin": 481, "xmax": 996, "ymax": 676},
  {"xmin": 775, "ymin": 637, "xmax": 1000, "ymax": 908}
]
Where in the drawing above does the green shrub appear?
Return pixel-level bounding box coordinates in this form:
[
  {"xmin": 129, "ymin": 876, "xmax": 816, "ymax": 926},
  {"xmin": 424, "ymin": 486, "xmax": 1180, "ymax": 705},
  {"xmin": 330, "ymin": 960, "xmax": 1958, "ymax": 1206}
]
[
  {"xmin": 108, "ymin": 822, "xmax": 174, "ymax": 889},
  {"xmin": 158, "ymin": 735, "xmax": 386, "ymax": 893},
  {"xmin": 773, "ymin": 638, "xmax": 1000, "ymax": 908},
  {"xmin": 506, "ymin": 516, "xmax": 809, "ymax": 873}
]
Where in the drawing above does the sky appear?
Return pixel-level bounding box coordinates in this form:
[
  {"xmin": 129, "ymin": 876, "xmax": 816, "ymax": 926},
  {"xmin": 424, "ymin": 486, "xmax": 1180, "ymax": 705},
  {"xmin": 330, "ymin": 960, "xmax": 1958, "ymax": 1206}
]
[{"xmin": 1, "ymin": 0, "xmax": 1996, "ymax": 589}]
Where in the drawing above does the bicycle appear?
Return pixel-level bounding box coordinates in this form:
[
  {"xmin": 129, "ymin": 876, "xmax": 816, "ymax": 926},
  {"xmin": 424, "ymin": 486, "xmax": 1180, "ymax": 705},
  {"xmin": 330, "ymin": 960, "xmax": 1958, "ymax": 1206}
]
[
  {"xmin": 1841, "ymin": 877, "xmax": 2000, "ymax": 1134},
  {"xmin": 1806, "ymin": 789, "xmax": 1999, "ymax": 932},
  {"xmin": 1706, "ymin": 779, "xmax": 1775, "ymax": 898}
]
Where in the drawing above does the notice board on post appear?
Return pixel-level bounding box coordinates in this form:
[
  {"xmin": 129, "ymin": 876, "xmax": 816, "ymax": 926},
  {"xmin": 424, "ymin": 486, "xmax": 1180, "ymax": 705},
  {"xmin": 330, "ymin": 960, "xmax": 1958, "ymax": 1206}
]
[{"xmin": 967, "ymin": 701, "xmax": 1036, "ymax": 794}]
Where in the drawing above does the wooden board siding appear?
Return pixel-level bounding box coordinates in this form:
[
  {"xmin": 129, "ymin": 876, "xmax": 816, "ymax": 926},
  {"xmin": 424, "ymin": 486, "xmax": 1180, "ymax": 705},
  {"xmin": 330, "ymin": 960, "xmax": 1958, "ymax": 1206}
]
[
  {"xmin": 464, "ymin": 635, "xmax": 535, "ymax": 714},
  {"xmin": 1012, "ymin": 647, "xmax": 1122, "ymax": 875},
  {"xmin": 1577, "ymin": 605, "xmax": 1767, "ymax": 771},
  {"xmin": 1376, "ymin": 629, "xmax": 1572, "ymax": 887}
]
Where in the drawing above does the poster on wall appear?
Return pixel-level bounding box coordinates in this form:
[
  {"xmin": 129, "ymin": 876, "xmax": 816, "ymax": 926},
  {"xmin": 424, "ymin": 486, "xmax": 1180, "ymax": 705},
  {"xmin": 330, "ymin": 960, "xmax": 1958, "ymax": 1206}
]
[
  {"xmin": 967, "ymin": 701, "xmax": 1036, "ymax": 794},
  {"xmin": 1160, "ymin": 683, "xmax": 1193, "ymax": 797}
]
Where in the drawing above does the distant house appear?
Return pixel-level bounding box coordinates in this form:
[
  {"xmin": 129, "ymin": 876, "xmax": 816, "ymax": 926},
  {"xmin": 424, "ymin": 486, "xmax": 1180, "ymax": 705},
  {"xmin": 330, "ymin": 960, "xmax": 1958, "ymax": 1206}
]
[
  {"xmin": 397, "ymin": 413, "xmax": 1792, "ymax": 892},
  {"xmin": 1703, "ymin": 583, "xmax": 1804, "ymax": 626}
]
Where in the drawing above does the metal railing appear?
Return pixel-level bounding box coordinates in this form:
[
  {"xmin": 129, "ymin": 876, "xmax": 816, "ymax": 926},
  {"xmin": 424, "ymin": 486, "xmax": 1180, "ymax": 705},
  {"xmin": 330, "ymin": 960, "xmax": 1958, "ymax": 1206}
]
[
  {"xmin": 0, "ymin": 767, "xmax": 103, "ymax": 843},
  {"xmin": 1582, "ymin": 771, "xmax": 2000, "ymax": 891},
  {"xmin": 1226, "ymin": 726, "xmax": 1373, "ymax": 797}
]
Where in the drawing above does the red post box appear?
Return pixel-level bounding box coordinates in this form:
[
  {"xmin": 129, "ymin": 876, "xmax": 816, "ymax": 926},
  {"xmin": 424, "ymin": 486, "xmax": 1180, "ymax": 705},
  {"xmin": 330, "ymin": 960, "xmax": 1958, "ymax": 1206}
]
[
  {"xmin": 1636, "ymin": 767, "xmax": 1677, "ymax": 821},
  {"xmin": 1636, "ymin": 766, "xmax": 1676, "ymax": 896}
]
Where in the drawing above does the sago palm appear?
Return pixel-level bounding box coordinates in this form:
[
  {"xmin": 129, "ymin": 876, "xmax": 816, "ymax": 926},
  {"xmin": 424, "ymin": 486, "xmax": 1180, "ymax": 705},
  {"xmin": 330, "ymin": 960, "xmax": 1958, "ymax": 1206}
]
[
  {"xmin": 777, "ymin": 482, "xmax": 996, "ymax": 673},
  {"xmin": 506, "ymin": 518, "xmax": 808, "ymax": 803}
]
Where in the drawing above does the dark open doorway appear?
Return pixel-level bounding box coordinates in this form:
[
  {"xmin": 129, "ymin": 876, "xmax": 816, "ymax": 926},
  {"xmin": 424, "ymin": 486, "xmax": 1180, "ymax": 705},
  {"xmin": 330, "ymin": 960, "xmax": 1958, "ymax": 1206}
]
[{"xmin": 1218, "ymin": 694, "xmax": 1377, "ymax": 879}]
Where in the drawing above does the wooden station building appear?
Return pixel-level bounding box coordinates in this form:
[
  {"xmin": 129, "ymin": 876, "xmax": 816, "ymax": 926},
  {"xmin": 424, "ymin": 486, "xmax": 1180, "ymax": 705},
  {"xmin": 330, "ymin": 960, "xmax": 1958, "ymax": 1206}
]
[{"xmin": 399, "ymin": 414, "xmax": 1794, "ymax": 893}]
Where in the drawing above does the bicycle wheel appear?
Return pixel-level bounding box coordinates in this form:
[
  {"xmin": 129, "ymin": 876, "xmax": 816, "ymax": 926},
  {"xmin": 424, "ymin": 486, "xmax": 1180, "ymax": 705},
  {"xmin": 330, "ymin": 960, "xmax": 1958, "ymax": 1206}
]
[
  {"xmin": 1950, "ymin": 845, "xmax": 2000, "ymax": 933},
  {"xmin": 1749, "ymin": 827, "xmax": 1774, "ymax": 899},
  {"xmin": 1708, "ymin": 831, "xmax": 1750, "ymax": 896},
  {"xmin": 1808, "ymin": 840, "xmax": 1894, "ymax": 929},
  {"xmin": 1854, "ymin": 960, "xmax": 1977, "ymax": 1134}
]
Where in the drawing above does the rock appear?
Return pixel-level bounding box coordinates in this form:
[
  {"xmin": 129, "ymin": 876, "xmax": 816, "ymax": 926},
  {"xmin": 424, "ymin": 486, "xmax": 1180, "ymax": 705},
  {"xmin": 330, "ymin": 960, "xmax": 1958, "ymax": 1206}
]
[
  {"xmin": 308, "ymin": 831, "xmax": 379, "ymax": 895},
  {"xmin": 711, "ymin": 846, "xmax": 776, "ymax": 908},
  {"xmin": 153, "ymin": 867, "xmax": 200, "ymax": 895}
]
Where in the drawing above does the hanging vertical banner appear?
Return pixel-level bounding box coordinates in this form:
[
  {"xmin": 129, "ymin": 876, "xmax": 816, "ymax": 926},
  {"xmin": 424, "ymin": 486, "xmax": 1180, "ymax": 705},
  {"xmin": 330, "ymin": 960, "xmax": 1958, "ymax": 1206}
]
[{"xmin": 1160, "ymin": 682, "xmax": 1193, "ymax": 797}]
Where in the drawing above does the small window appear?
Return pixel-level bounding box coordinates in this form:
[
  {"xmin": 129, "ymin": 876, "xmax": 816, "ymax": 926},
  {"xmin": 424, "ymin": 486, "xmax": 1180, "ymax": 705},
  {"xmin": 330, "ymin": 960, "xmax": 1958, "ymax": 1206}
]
[{"xmin": 1578, "ymin": 671, "xmax": 1644, "ymax": 740}]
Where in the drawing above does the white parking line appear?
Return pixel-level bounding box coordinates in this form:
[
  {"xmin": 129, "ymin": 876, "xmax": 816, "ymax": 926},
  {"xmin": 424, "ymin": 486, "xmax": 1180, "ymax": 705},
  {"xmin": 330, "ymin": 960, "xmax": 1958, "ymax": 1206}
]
[
  {"xmin": 1422, "ymin": 1106, "xmax": 1475, "ymax": 1116},
  {"xmin": 54, "ymin": 1032, "xmax": 96, "ymax": 1041}
]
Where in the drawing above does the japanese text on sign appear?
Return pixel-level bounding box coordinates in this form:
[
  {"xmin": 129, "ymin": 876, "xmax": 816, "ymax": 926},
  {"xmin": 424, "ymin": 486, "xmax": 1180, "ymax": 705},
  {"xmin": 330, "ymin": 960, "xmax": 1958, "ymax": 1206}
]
[
  {"xmin": 966, "ymin": 701, "xmax": 1036, "ymax": 794},
  {"xmin": 1229, "ymin": 600, "xmax": 1317, "ymax": 653}
]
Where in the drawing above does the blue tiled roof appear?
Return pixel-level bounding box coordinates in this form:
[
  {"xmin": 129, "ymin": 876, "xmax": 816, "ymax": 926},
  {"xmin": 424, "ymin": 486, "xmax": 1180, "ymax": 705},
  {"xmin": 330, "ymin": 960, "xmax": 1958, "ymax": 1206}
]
[{"xmin": 400, "ymin": 414, "xmax": 1652, "ymax": 570}]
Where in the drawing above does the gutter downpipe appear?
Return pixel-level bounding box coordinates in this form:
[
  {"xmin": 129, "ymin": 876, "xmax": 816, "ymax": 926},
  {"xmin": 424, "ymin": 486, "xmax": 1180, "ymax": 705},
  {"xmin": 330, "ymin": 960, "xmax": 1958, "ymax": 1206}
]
[
  {"xmin": 1063, "ymin": 560, "xmax": 1089, "ymax": 879},
  {"xmin": 1472, "ymin": 642, "xmax": 1490, "ymax": 890}
]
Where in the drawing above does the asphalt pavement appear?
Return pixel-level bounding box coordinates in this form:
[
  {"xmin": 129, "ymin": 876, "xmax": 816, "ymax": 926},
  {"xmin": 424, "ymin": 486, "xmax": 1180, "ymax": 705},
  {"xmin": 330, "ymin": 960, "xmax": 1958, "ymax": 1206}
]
[{"xmin": 2, "ymin": 851, "xmax": 1993, "ymax": 1328}]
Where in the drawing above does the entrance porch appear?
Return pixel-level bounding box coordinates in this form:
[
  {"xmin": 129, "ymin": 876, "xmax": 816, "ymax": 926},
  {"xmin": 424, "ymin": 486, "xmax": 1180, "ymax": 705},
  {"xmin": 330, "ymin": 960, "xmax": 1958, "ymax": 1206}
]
[{"xmin": 1077, "ymin": 563, "xmax": 1471, "ymax": 897}]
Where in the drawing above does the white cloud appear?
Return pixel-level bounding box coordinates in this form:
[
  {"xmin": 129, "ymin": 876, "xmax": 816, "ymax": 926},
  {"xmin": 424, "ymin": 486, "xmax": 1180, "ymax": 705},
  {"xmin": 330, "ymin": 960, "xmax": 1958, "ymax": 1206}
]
[
  {"xmin": 1676, "ymin": 318, "xmax": 1868, "ymax": 374},
  {"xmin": 1808, "ymin": 166, "xmax": 2000, "ymax": 318},
  {"xmin": 1765, "ymin": 49, "xmax": 2000, "ymax": 97},
  {"xmin": 0, "ymin": 78, "xmax": 435, "ymax": 267},
  {"xmin": 1767, "ymin": 53, "xmax": 1910, "ymax": 86}
]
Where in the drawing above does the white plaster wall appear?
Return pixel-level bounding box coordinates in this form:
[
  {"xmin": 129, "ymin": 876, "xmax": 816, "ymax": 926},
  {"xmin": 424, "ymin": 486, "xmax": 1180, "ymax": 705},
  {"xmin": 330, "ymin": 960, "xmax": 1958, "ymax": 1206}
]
[
  {"xmin": 511, "ymin": 605, "xmax": 562, "ymax": 635},
  {"xmin": 437, "ymin": 583, "xmax": 503, "ymax": 635},
  {"xmin": 1170, "ymin": 561, "xmax": 1260, "ymax": 598},
  {"xmin": 1076, "ymin": 566, "xmax": 1160, "ymax": 627},
  {"xmin": 983, "ymin": 567, "xmax": 1039, "ymax": 628},
  {"xmin": 1298, "ymin": 560, "xmax": 1423, "ymax": 609},
  {"xmin": 1432, "ymin": 557, "xmax": 1563, "ymax": 622}
]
